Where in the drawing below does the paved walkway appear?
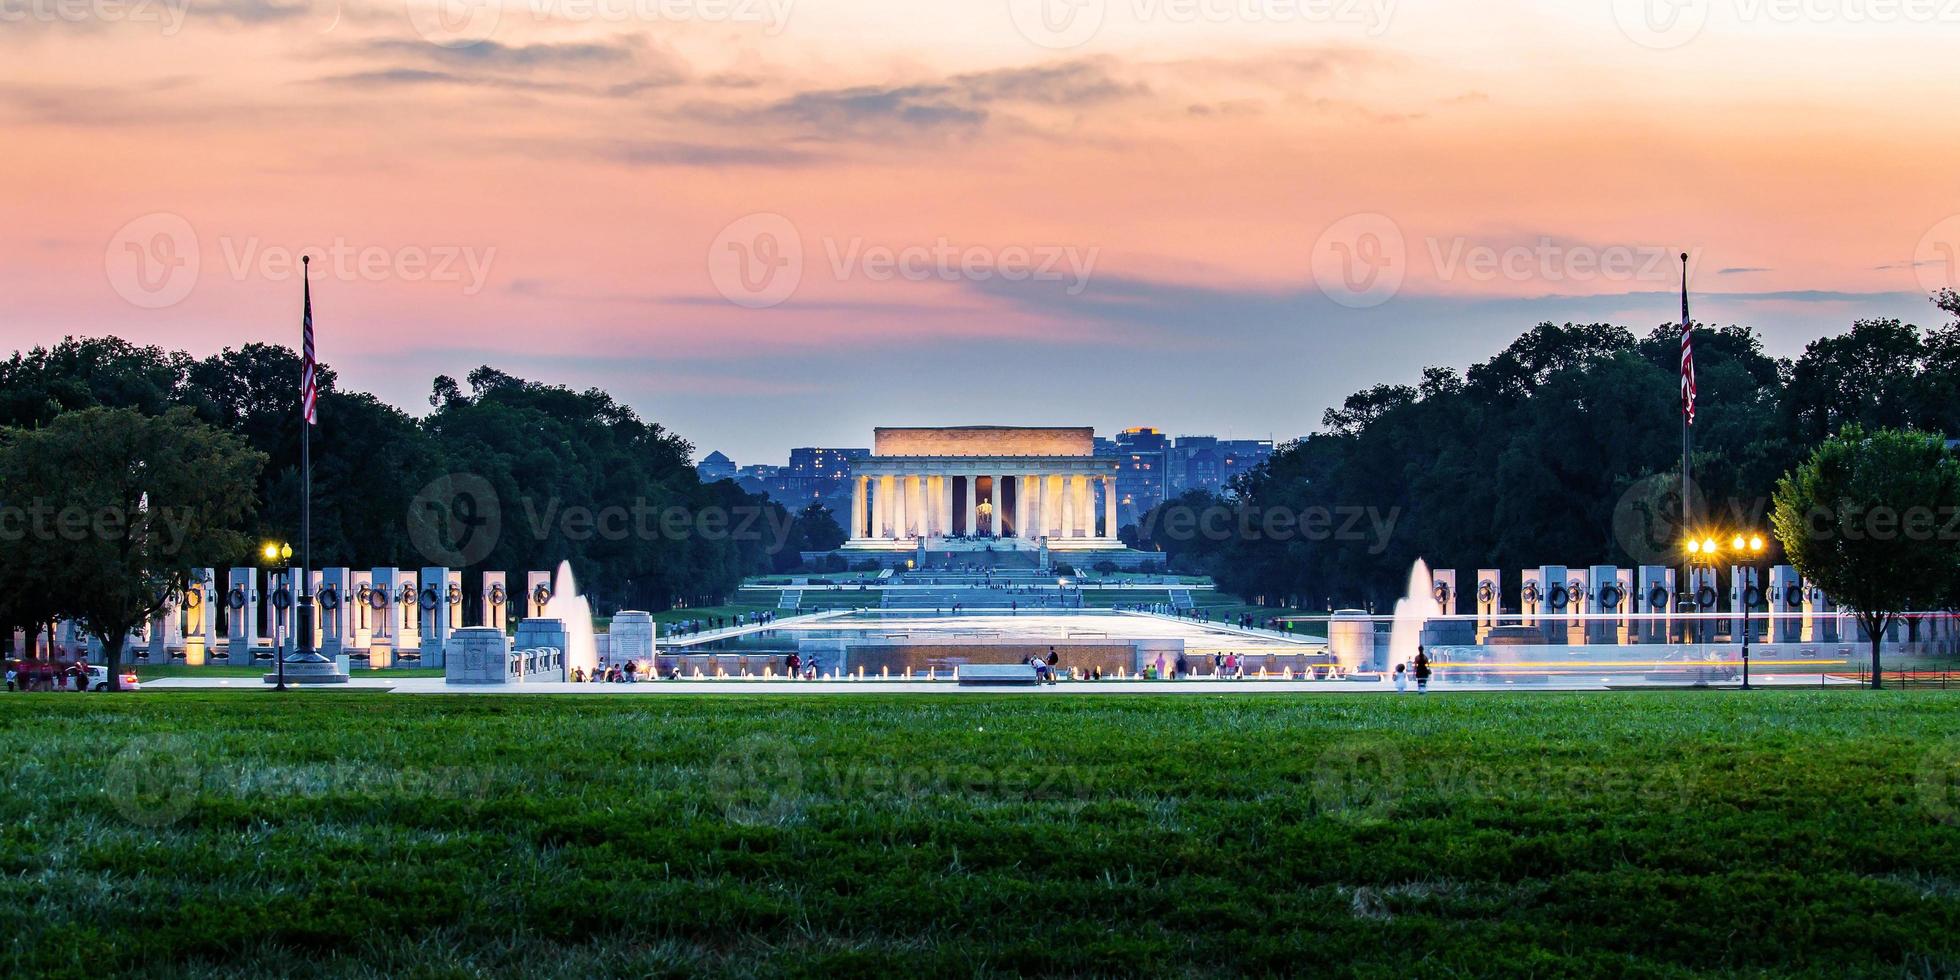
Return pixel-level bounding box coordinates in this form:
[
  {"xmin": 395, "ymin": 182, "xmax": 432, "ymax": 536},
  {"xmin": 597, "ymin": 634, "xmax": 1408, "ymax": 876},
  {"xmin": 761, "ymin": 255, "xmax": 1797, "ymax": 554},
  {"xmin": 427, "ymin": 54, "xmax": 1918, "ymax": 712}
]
[{"xmin": 137, "ymin": 673, "xmax": 1854, "ymax": 695}]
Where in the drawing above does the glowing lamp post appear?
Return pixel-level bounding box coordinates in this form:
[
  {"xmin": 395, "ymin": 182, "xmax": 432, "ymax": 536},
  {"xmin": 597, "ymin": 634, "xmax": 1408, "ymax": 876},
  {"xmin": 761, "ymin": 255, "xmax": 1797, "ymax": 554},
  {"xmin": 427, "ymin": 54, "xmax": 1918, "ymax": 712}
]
[
  {"xmin": 263, "ymin": 541, "xmax": 293, "ymax": 690},
  {"xmin": 1736, "ymin": 533, "xmax": 1767, "ymax": 690}
]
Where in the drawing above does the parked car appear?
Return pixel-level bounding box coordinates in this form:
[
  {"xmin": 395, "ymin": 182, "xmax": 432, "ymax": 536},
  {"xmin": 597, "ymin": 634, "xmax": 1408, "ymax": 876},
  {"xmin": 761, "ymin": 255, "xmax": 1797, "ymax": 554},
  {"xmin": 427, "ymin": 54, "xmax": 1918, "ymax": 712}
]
[{"xmin": 85, "ymin": 665, "xmax": 141, "ymax": 691}]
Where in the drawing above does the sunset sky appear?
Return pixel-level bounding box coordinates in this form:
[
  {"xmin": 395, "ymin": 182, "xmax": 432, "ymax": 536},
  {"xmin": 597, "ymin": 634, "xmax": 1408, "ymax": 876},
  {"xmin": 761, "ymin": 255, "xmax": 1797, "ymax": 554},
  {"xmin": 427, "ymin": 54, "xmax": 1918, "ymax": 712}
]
[{"xmin": 6, "ymin": 0, "xmax": 1958, "ymax": 461}]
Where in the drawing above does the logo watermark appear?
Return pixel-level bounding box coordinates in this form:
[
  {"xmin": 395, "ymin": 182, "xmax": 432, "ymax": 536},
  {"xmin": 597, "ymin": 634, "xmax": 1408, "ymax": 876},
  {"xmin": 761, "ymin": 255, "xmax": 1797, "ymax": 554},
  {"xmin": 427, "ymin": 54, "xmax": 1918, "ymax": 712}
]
[
  {"xmin": 106, "ymin": 215, "xmax": 497, "ymax": 308},
  {"xmin": 709, "ymin": 212, "xmax": 1098, "ymax": 309},
  {"xmin": 1007, "ymin": 0, "xmax": 1395, "ymax": 49}
]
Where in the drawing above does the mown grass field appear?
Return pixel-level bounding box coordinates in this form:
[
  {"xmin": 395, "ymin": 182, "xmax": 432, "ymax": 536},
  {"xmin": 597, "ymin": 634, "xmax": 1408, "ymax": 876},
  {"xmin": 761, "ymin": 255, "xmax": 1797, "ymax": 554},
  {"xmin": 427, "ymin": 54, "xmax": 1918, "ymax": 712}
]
[{"xmin": 3, "ymin": 690, "xmax": 1958, "ymax": 977}]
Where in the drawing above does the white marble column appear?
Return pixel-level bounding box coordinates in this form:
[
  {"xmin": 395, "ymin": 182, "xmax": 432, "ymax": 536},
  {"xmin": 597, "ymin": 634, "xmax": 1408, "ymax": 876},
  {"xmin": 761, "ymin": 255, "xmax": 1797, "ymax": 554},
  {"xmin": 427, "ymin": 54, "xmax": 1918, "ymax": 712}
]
[
  {"xmin": 851, "ymin": 476, "xmax": 865, "ymax": 538},
  {"xmin": 938, "ymin": 476, "xmax": 951, "ymax": 537},
  {"xmin": 963, "ymin": 474, "xmax": 977, "ymax": 536},
  {"xmin": 1060, "ymin": 475, "xmax": 1074, "ymax": 539},
  {"xmin": 1019, "ymin": 472, "xmax": 1034, "ymax": 537},
  {"xmin": 1104, "ymin": 476, "xmax": 1118, "ymax": 539},
  {"xmin": 879, "ymin": 475, "xmax": 895, "ymax": 538},
  {"xmin": 1081, "ymin": 474, "xmax": 1097, "ymax": 537},
  {"xmin": 1028, "ymin": 474, "xmax": 1040, "ymax": 540},
  {"xmin": 988, "ymin": 473, "xmax": 1002, "ymax": 537}
]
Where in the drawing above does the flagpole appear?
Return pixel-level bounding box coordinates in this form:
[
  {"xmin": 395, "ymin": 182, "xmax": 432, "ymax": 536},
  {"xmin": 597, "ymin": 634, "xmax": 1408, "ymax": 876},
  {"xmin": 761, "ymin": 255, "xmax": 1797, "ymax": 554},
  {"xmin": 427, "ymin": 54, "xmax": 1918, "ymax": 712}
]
[
  {"xmin": 1679, "ymin": 251, "xmax": 1693, "ymax": 643},
  {"xmin": 1680, "ymin": 251, "xmax": 1691, "ymax": 540},
  {"xmin": 288, "ymin": 255, "xmax": 313, "ymax": 687}
]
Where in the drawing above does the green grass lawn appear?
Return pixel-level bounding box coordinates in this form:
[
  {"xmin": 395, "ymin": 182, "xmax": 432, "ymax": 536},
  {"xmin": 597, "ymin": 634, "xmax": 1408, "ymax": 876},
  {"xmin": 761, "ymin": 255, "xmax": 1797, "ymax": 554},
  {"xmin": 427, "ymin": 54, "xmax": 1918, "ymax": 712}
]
[{"xmin": 3, "ymin": 690, "xmax": 1958, "ymax": 976}]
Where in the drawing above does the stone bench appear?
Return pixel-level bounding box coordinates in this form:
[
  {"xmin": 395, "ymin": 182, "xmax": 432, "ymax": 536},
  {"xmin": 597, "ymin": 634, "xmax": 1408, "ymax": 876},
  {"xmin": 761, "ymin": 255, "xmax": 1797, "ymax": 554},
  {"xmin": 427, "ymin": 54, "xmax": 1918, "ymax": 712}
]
[{"xmin": 957, "ymin": 663, "xmax": 1041, "ymax": 686}]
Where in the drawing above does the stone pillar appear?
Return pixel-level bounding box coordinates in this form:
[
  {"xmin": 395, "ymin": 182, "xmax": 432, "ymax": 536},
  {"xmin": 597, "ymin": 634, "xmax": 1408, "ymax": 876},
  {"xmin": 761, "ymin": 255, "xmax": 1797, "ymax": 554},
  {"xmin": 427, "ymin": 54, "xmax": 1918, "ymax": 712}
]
[
  {"xmin": 319, "ymin": 567, "xmax": 350, "ymax": 656},
  {"xmin": 396, "ymin": 569, "xmax": 420, "ymax": 660},
  {"xmin": 369, "ymin": 567, "xmax": 398, "ymax": 668},
  {"xmin": 481, "ymin": 571, "xmax": 508, "ymax": 631},
  {"xmin": 225, "ymin": 567, "xmax": 259, "ymax": 663},
  {"xmin": 183, "ymin": 568, "xmax": 213, "ymax": 666},
  {"xmin": 525, "ymin": 570, "xmax": 552, "ymax": 619},
  {"xmin": 964, "ymin": 474, "xmax": 978, "ymax": 536},
  {"xmin": 420, "ymin": 566, "xmax": 452, "ymax": 667},
  {"xmin": 1103, "ymin": 476, "xmax": 1118, "ymax": 539},
  {"xmin": 988, "ymin": 473, "xmax": 1002, "ymax": 537}
]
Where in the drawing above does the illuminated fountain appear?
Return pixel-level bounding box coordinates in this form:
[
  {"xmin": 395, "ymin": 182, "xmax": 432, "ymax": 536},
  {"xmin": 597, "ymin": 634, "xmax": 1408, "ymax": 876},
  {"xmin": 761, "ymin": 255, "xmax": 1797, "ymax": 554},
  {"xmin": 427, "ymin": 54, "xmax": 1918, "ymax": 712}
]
[
  {"xmin": 1385, "ymin": 558, "xmax": 1443, "ymax": 671},
  {"xmin": 540, "ymin": 560, "xmax": 598, "ymax": 677}
]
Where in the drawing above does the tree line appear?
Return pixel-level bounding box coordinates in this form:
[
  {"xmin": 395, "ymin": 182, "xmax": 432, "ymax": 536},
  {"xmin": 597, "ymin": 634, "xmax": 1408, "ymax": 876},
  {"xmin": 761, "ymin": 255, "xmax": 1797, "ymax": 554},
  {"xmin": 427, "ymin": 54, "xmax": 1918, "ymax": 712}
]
[
  {"xmin": 1139, "ymin": 291, "xmax": 1960, "ymax": 614},
  {"xmin": 0, "ymin": 339, "xmax": 849, "ymax": 664}
]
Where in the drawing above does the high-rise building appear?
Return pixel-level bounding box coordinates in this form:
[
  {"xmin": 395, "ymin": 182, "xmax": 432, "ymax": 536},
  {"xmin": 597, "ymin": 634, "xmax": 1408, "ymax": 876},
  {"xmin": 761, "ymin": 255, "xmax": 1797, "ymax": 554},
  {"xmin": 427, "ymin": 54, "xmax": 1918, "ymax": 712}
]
[{"xmin": 1111, "ymin": 426, "xmax": 1169, "ymax": 527}]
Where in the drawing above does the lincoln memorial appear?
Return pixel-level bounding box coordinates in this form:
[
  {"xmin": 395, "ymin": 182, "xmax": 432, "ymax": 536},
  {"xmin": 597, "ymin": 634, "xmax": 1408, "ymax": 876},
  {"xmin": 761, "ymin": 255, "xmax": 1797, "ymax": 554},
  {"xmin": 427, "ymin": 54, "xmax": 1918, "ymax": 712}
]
[{"xmin": 843, "ymin": 426, "xmax": 1122, "ymax": 552}]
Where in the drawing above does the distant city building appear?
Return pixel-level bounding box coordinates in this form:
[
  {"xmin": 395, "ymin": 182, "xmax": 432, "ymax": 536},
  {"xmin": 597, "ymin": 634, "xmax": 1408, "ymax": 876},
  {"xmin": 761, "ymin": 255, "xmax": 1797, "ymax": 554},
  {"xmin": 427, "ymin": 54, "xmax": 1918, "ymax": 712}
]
[
  {"xmin": 780, "ymin": 447, "xmax": 870, "ymax": 505},
  {"xmin": 1110, "ymin": 426, "xmax": 1169, "ymax": 527},
  {"xmin": 1160, "ymin": 436, "xmax": 1275, "ymax": 496},
  {"xmin": 696, "ymin": 450, "xmax": 736, "ymax": 483}
]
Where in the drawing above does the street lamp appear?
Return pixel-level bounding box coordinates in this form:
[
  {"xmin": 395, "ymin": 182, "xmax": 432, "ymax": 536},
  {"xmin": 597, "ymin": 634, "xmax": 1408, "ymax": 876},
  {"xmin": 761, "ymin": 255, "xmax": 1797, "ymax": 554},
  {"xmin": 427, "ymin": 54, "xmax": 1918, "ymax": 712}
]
[
  {"xmin": 1684, "ymin": 535, "xmax": 1719, "ymax": 645},
  {"xmin": 262, "ymin": 540, "xmax": 292, "ymax": 690},
  {"xmin": 1737, "ymin": 533, "xmax": 1768, "ymax": 690}
]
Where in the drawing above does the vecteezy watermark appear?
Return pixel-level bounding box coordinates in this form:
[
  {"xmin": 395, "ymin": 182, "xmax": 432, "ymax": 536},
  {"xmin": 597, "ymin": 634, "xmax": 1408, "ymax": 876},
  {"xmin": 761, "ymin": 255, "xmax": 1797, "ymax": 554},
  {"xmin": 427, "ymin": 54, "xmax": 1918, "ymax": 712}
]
[
  {"xmin": 406, "ymin": 474, "xmax": 815, "ymax": 566},
  {"xmin": 709, "ymin": 212, "xmax": 803, "ymax": 309},
  {"xmin": 709, "ymin": 732, "xmax": 1093, "ymax": 826},
  {"xmin": 1915, "ymin": 214, "xmax": 1960, "ymax": 296},
  {"xmin": 1615, "ymin": 0, "xmax": 1960, "ymax": 49},
  {"xmin": 105, "ymin": 213, "xmax": 200, "ymax": 310},
  {"xmin": 1007, "ymin": 0, "xmax": 1395, "ymax": 49},
  {"xmin": 519, "ymin": 0, "xmax": 793, "ymax": 33},
  {"xmin": 1134, "ymin": 502, "xmax": 1400, "ymax": 554},
  {"xmin": 409, "ymin": 473, "xmax": 504, "ymax": 568},
  {"xmin": 1915, "ymin": 738, "xmax": 1960, "ymax": 826},
  {"xmin": 1311, "ymin": 737, "xmax": 1695, "ymax": 826},
  {"xmin": 405, "ymin": 0, "xmax": 501, "ymax": 46},
  {"xmin": 103, "ymin": 740, "xmax": 529, "ymax": 829},
  {"xmin": 0, "ymin": 499, "xmax": 197, "ymax": 554},
  {"xmin": 1427, "ymin": 238, "xmax": 1688, "ymax": 288},
  {"xmin": 708, "ymin": 212, "xmax": 1099, "ymax": 309},
  {"xmin": 1792, "ymin": 503, "xmax": 1960, "ymax": 543},
  {"xmin": 0, "ymin": 0, "xmax": 190, "ymax": 33},
  {"xmin": 1611, "ymin": 473, "xmax": 1708, "ymax": 566},
  {"xmin": 1310, "ymin": 212, "xmax": 1404, "ymax": 309},
  {"xmin": 1611, "ymin": 0, "xmax": 1709, "ymax": 48},
  {"xmin": 105, "ymin": 215, "xmax": 497, "ymax": 308}
]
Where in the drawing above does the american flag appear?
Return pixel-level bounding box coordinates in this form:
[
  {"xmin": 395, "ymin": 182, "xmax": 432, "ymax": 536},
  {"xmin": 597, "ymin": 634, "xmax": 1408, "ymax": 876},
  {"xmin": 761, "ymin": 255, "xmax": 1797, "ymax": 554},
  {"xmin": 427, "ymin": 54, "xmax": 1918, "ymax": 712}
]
[
  {"xmin": 1679, "ymin": 252, "xmax": 1695, "ymax": 426},
  {"xmin": 301, "ymin": 262, "xmax": 318, "ymax": 425}
]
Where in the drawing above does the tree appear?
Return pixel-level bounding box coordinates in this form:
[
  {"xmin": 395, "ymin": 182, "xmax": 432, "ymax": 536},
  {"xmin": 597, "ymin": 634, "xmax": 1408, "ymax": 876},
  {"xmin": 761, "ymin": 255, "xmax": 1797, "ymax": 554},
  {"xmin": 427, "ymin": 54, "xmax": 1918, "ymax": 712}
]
[
  {"xmin": 0, "ymin": 408, "xmax": 263, "ymax": 689},
  {"xmin": 1770, "ymin": 426, "xmax": 1960, "ymax": 687},
  {"xmin": 789, "ymin": 503, "xmax": 846, "ymax": 556}
]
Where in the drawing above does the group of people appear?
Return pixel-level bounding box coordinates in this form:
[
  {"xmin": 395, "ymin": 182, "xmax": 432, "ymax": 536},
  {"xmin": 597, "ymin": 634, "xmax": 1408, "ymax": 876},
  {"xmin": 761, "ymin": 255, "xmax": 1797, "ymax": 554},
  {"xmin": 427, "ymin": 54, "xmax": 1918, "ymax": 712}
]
[
  {"xmin": 4, "ymin": 660, "xmax": 91, "ymax": 692},
  {"xmin": 1026, "ymin": 648, "xmax": 1062, "ymax": 682},
  {"xmin": 665, "ymin": 610, "xmax": 777, "ymax": 637},
  {"xmin": 1392, "ymin": 648, "xmax": 1434, "ymax": 693},
  {"xmin": 571, "ymin": 662, "xmax": 650, "ymax": 683}
]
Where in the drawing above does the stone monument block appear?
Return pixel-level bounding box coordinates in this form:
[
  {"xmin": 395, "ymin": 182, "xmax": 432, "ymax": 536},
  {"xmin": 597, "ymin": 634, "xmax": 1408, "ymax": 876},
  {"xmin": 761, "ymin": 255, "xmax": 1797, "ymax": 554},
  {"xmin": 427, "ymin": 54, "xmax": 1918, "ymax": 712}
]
[{"xmin": 445, "ymin": 626, "xmax": 509, "ymax": 684}]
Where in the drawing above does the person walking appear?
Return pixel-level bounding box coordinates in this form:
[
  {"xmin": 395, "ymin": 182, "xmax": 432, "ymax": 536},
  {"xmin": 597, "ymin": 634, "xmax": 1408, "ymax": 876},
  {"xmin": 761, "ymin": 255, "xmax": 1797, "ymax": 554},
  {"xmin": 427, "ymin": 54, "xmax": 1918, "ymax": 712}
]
[
  {"xmin": 1413, "ymin": 647, "xmax": 1432, "ymax": 693},
  {"xmin": 1393, "ymin": 662, "xmax": 1408, "ymax": 693}
]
